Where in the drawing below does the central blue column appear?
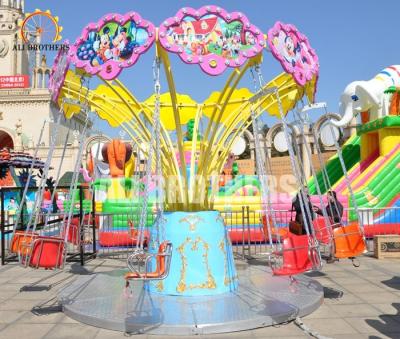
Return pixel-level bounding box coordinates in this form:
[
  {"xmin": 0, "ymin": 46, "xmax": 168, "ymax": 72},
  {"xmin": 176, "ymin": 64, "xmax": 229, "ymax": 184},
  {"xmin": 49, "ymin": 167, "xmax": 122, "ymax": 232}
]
[{"xmin": 148, "ymin": 211, "xmax": 238, "ymax": 296}]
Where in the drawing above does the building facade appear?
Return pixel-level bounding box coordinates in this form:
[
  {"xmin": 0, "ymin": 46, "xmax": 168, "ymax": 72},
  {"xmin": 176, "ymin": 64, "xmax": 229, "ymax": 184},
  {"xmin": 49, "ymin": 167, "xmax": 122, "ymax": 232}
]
[{"xmin": 0, "ymin": 1, "xmax": 90, "ymax": 182}]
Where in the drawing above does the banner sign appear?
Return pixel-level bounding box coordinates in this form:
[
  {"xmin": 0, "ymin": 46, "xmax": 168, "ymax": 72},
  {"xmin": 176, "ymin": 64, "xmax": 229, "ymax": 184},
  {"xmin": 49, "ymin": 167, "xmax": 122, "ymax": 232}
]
[{"xmin": 0, "ymin": 75, "xmax": 29, "ymax": 89}]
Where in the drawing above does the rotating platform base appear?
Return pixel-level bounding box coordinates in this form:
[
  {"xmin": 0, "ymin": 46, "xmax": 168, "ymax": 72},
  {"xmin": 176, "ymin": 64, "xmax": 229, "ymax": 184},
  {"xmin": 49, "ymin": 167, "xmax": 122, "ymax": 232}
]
[{"xmin": 58, "ymin": 263, "xmax": 323, "ymax": 335}]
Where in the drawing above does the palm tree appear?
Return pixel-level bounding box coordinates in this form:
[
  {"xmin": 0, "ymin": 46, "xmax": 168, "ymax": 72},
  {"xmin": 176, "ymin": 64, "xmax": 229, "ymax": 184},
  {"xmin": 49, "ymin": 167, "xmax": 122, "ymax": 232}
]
[{"xmin": 18, "ymin": 168, "xmax": 37, "ymax": 187}]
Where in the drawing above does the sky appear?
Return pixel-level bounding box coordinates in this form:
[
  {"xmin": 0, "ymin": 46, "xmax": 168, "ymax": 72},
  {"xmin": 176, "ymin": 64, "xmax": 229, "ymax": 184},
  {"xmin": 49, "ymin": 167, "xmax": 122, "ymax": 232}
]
[{"xmin": 26, "ymin": 0, "xmax": 400, "ymax": 134}]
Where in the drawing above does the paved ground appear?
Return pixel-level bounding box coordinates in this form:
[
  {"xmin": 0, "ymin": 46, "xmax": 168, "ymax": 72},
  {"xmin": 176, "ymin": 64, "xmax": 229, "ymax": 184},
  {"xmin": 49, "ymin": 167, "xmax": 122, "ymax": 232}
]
[{"xmin": 0, "ymin": 255, "xmax": 398, "ymax": 339}]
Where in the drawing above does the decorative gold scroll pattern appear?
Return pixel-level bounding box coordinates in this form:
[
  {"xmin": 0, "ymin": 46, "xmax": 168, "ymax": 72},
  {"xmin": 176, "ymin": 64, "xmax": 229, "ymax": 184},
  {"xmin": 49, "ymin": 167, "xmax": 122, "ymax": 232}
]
[
  {"xmin": 156, "ymin": 281, "xmax": 164, "ymax": 292},
  {"xmin": 219, "ymin": 238, "xmax": 238, "ymax": 286},
  {"xmin": 179, "ymin": 215, "xmax": 205, "ymax": 232},
  {"xmin": 176, "ymin": 236, "xmax": 216, "ymax": 293}
]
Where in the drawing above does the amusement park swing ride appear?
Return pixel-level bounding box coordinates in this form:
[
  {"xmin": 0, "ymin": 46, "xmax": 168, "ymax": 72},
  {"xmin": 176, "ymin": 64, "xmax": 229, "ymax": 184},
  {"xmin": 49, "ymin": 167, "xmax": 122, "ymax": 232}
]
[{"xmin": 9, "ymin": 5, "xmax": 367, "ymax": 335}]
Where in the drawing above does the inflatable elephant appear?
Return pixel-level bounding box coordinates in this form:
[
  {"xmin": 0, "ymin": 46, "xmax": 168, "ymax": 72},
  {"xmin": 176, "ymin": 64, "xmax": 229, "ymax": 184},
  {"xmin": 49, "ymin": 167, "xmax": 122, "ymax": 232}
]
[{"xmin": 332, "ymin": 65, "xmax": 400, "ymax": 127}]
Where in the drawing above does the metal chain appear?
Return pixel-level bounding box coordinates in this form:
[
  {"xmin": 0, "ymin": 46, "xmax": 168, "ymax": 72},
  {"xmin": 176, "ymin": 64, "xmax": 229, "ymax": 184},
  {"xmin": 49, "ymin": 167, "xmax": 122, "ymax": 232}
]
[
  {"xmin": 327, "ymin": 122, "xmax": 364, "ymax": 231},
  {"xmin": 153, "ymin": 58, "xmax": 165, "ymax": 244},
  {"xmin": 311, "ymin": 121, "xmax": 342, "ymax": 221},
  {"xmin": 275, "ymin": 89, "xmax": 321, "ymax": 269},
  {"xmin": 137, "ymin": 126, "xmax": 154, "ymax": 251},
  {"xmin": 28, "ymin": 111, "xmax": 63, "ymax": 234},
  {"xmin": 136, "ymin": 58, "xmax": 164, "ymax": 251},
  {"xmin": 43, "ymin": 119, "xmax": 72, "ymax": 229},
  {"xmin": 312, "ymin": 127, "xmax": 332, "ymax": 192},
  {"xmin": 62, "ymin": 112, "xmax": 90, "ymax": 243},
  {"xmin": 250, "ymin": 66, "xmax": 278, "ymax": 248},
  {"xmin": 59, "ymin": 75, "xmax": 92, "ymax": 242},
  {"xmin": 294, "ymin": 110, "xmax": 333, "ymax": 241},
  {"xmin": 12, "ymin": 119, "xmax": 47, "ymax": 234}
]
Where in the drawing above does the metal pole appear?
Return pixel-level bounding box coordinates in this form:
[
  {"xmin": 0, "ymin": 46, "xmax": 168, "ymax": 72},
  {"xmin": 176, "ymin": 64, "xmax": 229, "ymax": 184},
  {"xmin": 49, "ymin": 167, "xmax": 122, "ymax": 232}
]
[
  {"xmin": 79, "ymin": 185, "xmax": 84, "ymax": 266},
  {"xmin": 241, "ymin": 206, "xmax": 245, "ymax": 259},
  {"xmin": 1, "ymin": 189, "xmax": 5, "ymax": 265},
  {"xmin": 246, "ymin": 206, "xmax": 251, "ymax": 256},
  {"xmin": 91, "ymin": 186, "xmax": 96, "ymax": 256},
  {"xmin": 19, "ymin": 187, "xmax": 24, "ymax": 230}
]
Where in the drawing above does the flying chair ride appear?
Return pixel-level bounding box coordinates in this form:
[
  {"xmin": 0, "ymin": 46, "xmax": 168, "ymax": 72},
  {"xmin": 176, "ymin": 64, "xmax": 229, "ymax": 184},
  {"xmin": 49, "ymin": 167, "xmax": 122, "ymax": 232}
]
[
  {"xmin": 8, "ymin": 7, "xmax": 368, "ymax": 328},
  {"xmin": 5, "ymin": 4, "xmax": 372, "ymax": 334},
  {"xmin": 61, "ymin": 7, "xmax": 317, "ymax": 287}
]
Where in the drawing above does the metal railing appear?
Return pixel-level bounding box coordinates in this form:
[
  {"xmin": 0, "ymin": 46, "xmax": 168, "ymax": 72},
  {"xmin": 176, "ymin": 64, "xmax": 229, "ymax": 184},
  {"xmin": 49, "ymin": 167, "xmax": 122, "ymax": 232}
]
[
  {"xmin": 0, "ymin": 185, "xmax": 96, "ymax": 265},
  {"xmin": 95, "ymin": 212, "xmax": 155, "ymax": 259},
  {"xmin": 2, "ymin": 185, "xmax": 399, "ymax": 264},
  {"xmin": 222, "ymin": 206, "xmax": 400, "ymax": 258}
]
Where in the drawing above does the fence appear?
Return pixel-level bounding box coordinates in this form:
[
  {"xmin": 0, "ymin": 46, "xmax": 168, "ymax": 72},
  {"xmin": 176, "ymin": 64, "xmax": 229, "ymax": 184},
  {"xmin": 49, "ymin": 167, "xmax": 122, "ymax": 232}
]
[
  {"xmin": 95, "ymin": 212, "xmax": 156, "ymax": 259},
  {"xmin": 0, "ymin": 185, "xmax": 96, "ymax": 265},
  {"xmin": 1, "ymin": 184, "xmax": 399, "ymax": 264}
]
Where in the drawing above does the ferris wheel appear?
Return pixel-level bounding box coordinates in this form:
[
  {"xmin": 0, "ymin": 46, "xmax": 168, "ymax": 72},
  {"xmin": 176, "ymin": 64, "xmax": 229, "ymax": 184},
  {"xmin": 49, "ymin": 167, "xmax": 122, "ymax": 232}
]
[{"xmin": 20, "ymin": 9, "xmax": 63, "ymax": 44}]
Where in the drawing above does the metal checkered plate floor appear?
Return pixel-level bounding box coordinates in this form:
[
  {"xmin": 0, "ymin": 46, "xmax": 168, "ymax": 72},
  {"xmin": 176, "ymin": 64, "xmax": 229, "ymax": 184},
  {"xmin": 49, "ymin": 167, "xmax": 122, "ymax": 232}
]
[{"xmin": 58, "ymin": 263, "xmax": 323, "ymax": 335}]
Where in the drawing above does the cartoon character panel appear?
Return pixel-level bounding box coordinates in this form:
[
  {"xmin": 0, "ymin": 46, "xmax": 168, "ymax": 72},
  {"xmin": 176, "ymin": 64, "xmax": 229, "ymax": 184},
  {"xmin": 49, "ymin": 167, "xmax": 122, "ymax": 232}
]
[
  {"xmin": 159, "ymin": 6, "xmax": 265, "ymax": 76},
  {"xmin": 1, "ymin": 191, "xmax": 35, "ymax": 220},
  {"xmin": 69, "ymin": 12, "xmax": 155, "ymax": 80},
  {"xmin": 267, "ymin": 21, "xmax": 319, "ymax": 86}
]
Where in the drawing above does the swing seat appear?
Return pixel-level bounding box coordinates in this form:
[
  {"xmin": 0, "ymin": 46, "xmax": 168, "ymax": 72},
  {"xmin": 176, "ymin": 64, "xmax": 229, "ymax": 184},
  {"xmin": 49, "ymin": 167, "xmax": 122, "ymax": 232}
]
[
  {"xmin": 312, "ymin": 217, "xmax": 332, "ymax": 245},
  {"xmin": 64, "ymin": 215, "xmax": 98, "ymax": 244},
  {"xmin": 20, "ymin": 236, "xmax": 66, "ymax": 269},
  {"xmin": 125, "ymin": 241, "xmax": 172, "ymax": 281},
  {"xmin": 10, "ymin": 231, "xmax": 38, "ymax": 255},
  {"xmin": 333, "ymin": 223, "xmax": 366, "ymax": 259},
  {"xmin": 62, "ymin": 222, "xmax": 80, "ymax": 245},
  {"xmin": 271, "ymin": 234, "xmax": 320, "ymax": 276}
]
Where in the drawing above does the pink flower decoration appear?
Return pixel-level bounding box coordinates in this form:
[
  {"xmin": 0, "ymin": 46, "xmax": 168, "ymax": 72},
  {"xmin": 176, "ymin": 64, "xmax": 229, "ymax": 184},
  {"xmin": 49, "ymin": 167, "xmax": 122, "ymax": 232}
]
[
  {"xmin": 69, "ymin": 12, "xmax": 156, "ymax": 80},
  {"xmin": 49, "ymin": 40, "xmax": 70, "ymax": 103},
  {"xmin": 267, "ymin": 21, "xmax": 319, "ymax": 86},
  {"xmin": 158, "ymin": 6, "xmax": 265, "ymax": 76}
]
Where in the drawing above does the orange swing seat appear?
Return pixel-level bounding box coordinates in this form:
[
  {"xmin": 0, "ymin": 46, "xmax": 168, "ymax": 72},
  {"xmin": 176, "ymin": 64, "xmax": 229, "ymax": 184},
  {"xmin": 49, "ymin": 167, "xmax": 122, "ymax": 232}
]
[
  {"xmin": 10, "ymin": 230, "xmax": 39, "ymax": 255},
  {"xmin": 333, "ymin": 223, "xmax": 366, "ymax": 259},
  {"xmin": 125, "ymin": 241, "xmax": 172, "ymax": 281}
]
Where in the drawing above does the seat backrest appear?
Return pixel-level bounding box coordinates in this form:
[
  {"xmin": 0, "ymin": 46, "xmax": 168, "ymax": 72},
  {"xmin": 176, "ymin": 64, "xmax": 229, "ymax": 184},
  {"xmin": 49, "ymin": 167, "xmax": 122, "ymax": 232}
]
[
  {"xmin": 155, "ymin": 241, "xmax": 171, "ymax": 275},
  {"xmin": 64, "ymin": 223, "xmax": 79, "ymax": 245},
  {"xmin": 281, "ymin": 234, "xmax": 313, "ymax": 272},
  {"xmin": 312, "ymin": 217, "xmax": 331, "ymax": 244},
  {"xmin": 29, "ymin": 237, "xmax": 65, "ymax": 269},
  {"xmin": 11, "ymin": 231, "xmax": 38, "ymax": 255}
]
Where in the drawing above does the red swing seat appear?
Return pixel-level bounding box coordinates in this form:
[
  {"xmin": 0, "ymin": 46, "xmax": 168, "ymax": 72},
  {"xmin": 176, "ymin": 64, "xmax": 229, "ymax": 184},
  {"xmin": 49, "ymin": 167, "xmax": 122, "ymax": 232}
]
[
  {"xmin": 125, "ymin": 241, "xmax": 172, "ymax": 281},
  {"xmin": 20, "ymin": 236, "xmax": 66, "ymax": 269},
  {"xmin": 271, "ymin": 233, "xmax": 320, "ymax": 276},
  {"xmin": 333, "ymin": 223, "xmax": 366, "ymax": 259},
  {"xmin": 62, "ymin": 221, "xmax": 80, "ymax": 245}
]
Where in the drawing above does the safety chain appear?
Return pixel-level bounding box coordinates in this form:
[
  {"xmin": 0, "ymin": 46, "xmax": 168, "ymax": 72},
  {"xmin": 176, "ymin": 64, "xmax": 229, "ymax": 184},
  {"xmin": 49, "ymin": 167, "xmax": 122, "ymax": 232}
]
[
  {"xmin": 274, "ymin": 87, "xmax": 322, "ymax": 269},
  {"xmin": 250, "ymin": 66, "xmax": 279, "ymax": 248},
  {"xmin": 153, "ymin": 58, "xmax": 166, "ymax": 244},
  {"xmin": 136, "ymin": 58, "xmax": 165, "ymax": 250}
]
